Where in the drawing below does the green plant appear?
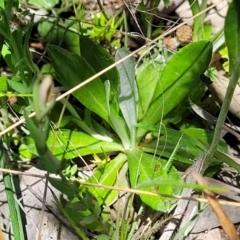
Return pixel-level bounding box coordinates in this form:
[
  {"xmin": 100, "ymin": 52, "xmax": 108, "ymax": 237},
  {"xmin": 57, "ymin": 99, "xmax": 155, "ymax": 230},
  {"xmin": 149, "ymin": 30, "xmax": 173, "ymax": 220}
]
[
  {"xmin": 0, "ymin": 1, "xmax": 39, "ymax": 239},
  {"xmin": 21, "ymin": 35, "xmax": 223, "ymax": 237},
  {"xmin": 1, "ymin": 0, "xmax": 240, "ymax": 239}
]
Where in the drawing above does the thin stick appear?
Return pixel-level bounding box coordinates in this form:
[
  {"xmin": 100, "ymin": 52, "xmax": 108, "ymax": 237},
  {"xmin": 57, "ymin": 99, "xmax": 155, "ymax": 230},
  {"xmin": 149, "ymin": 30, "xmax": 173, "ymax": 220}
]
[{"xmin": 0, "ymin": 166, "xmax": 239, "ymax": 207}]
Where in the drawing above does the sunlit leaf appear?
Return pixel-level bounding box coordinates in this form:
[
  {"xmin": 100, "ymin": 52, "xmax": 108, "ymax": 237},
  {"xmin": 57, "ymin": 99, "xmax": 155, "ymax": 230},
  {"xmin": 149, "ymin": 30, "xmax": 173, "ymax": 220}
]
[
  {"xmin": 137, "ymin": 56, "xmax": 165, "ymax": 121},
  {"xmin": 137, "ymin": 41, "xmax": 213, "ymax": 142},
  {"xmin": 115, "ymin": 49, "xmax": 138, "ymax": 146},
  {"xmin": 47, "ymin": 45, "xmax": 109, "ymax": 122},
  {"xmin": 81, "ymin": 153, "xmax": 127, "ymax": 206},
  {"xmin": 22, "ymin": 129, "xmax": 124, "ymax": 159},
  {"xmin": 127, "ymin": 149, "xmax": 181, "ymax": 212}
]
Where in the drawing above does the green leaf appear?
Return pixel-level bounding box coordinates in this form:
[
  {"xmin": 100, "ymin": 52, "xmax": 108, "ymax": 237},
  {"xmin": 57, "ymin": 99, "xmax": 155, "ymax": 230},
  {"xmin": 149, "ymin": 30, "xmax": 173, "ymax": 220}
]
[
  {"xmin": 29, "ymin": 0, "xmax": 58, "ymax": 9},
  {"xmin": 2, "ymin": 44, "xmax": 17, "ymax": 73},
  {"xmin": 224, "ymin": 0, "xmax": 240, "ymax": 74},
  {"xmin": 81, "ymin": 153, "xmax": 127, "ymax": 205},
  {"xmin": 97, "ymin": 235, "xmax": 111, "ymax": 240},
  {"xmin": 215, "ymin": 150, "xmax": 240, "ymax": 172},
  {"xmin": 72, "ymin": 117, "xmax": 113, "ymax": 142},
  {"xmin": 182, "ymin": 128, "xmax": 227, "ymax": 152},
  {"xmin": 80, "ymin": 36, "xmax": 119, "ymax": 92},
  {"xmin": 137, "ymin": 41, "xmax": 213, "ymax": 141},
  {"xmin": 219, "ymin": 45, "xmax": 229, "ymax": 72},
  {"xmin": 22, "ymin": 24, "xmax": 39, "ymax": 74},
  {"xmin": 137, "ymin": 56, "xmax": 165, "ymax": 121},
  {"xmin": 105, "ymin": 80, "xmax": 130, "ymax": 148},
  {"xmin": 115, "ymin": 49, "xmax": 138, "ymax": 146},
  {"xmin": 0, "ymin": 8, "xmax": 11, "ymax": 40},
  {"xmin": 8, "ymin": 80, "xmax": 27, "ymax": 94},
  {"xmin": 102, "ymin": 162, "xmax": 128, "ymax": 206},
  {"xmin": 22, "ymin": 129, "xmax": 124, "ymax": 159},
  {"xmin": 139, "ymin": 133, "xmax": 204, "ymax": 165},
  {"xmin": 66, "ymin": 194, "xmax": 93, "ymax": 224},
  {"xmin": 189, "ymin": 0, "xmax": 207, "ymax": 41},
  {"xmin": 51, "ymin": 191, "xmax": 90, "ymax": 240},
  {"xmin": 127, "ymin": 149, "xmax": 181, "ymax": 212},
  {"xmin": 1, "ymin": 149, "xmax": 25, "ymax": 240},
  {"xmin": 47, "ymin": 45, "xmax": 109, "ymax": 121},
  {"xmin": 0, "ymin": 0, "xmax": 4, "ymax": 8},
  {"xmin": 0, "ymin": 76, "xmax": 7, "ymax": 91},
  {"xmin": 38, "ymin": 21, "xmax": 80, "ymax": 54},
  {"xmin": 80, "ymin": 214, "xmax": 98, "ymax": 225},
  {"xmin": 48, "ymin": 177, "xmax": 76, "ymax": 197},
  {"xmin": 138, "ymin": 126, "xmax": 226, "ymax": 167},
  {"xmin": 163, "ymin": 0, "xmax": 170, "ymax": 6}
]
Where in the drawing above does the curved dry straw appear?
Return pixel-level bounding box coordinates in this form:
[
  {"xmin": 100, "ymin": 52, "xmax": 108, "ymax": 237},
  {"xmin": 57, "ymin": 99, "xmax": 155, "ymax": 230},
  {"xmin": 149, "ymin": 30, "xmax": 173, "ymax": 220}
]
[{"xmin": 0, "ymin": 167, "xmax": 239, "ymax": 207}]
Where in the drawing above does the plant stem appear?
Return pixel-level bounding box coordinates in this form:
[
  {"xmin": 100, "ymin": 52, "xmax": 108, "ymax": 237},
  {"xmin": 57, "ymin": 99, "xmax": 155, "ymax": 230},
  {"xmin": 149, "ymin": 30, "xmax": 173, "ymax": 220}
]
[
  {"xmin": 96, "ymin": 0, "xmax": 109, "ymax": 20},
  {"xmin": 147, "ymin": 0, "xmax": 155, "ymax": 39},
  {"xmin": 202, "ymin": 57, "xmax": 240, "ymax": 172},
  {"xmin": 188, "ymin": 0, "xmax": 200, "ymax": 41}
]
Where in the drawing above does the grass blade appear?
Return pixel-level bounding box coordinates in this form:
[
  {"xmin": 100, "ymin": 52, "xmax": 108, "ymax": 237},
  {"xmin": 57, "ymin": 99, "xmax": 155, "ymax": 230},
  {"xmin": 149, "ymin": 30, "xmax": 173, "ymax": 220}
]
[
  {"xmin": 0, "ymin": 142, "xmax": 25, "ymax": 240},
  {"xmin": 224, "ymin": 0, "xmax": 240, "ymax": 74}
]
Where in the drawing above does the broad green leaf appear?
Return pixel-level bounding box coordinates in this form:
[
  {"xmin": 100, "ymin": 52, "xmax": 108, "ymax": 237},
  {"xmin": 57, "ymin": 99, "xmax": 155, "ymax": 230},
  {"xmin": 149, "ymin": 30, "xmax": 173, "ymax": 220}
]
[
  {"xmin": 224, "ymin": 0, "xmax": 240, "ymax": 74},
  {"xmin": 22, "ymin": 129, "xmax": 124, "ymax": 159},
  {"xmin": 105, "ymin": 80, "xmax": 130, "ymax": 148},
  {"xmin": 102, "ymin": 161, "xmax": 128, "ymax": 206},
  {"xmin": 115, "ymin": 49, "xmax": 138, "ymax": 146},
  {"xmin": 47, "ymin": 45, "xmax": 109, "ymax": 121},
  {"xmin": 49, "ymin": 101, "xmax": 113, "ymax": 142},
  {"xmin": 137, "ymin": 56, "xmax": 165, "ymax": 121},
  {"xmin": 72, "ymin": 117, "xmax": 113, "ymax": 142},
  {"xmin": 29, "ymin": 0, "xmax": 58, "ymax": 9},
  {"xmin": 127, "ymin": 149, "xmax": 181, "ymax": 212},
  {"xmin": 80, "ymin": 35, "xmax": 119, "ymax": 92},
  {"xmin": 137, "ymin": 41, "xmax": 213, "ymax": 141},
  {"xmin": 81, "ymin": 153, "xmax": 127, "ymax": 205},
  {"xmin": 19, "ymin": 144, "xmax": 33, "ymax": 158}
]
